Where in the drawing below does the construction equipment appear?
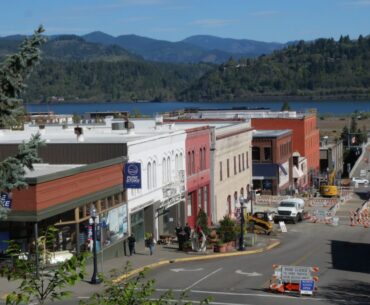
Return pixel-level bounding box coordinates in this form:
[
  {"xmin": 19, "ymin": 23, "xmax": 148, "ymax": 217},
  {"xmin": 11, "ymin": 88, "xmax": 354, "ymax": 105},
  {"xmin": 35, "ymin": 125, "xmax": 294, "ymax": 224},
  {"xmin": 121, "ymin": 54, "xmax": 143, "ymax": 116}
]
[
  {"xmin": 246, "ymin": 212, "xmax": 273, "ymax": 235},
  {"xmin": 320, "ymin": 169, "xmax": 338, "ymax": 197}
]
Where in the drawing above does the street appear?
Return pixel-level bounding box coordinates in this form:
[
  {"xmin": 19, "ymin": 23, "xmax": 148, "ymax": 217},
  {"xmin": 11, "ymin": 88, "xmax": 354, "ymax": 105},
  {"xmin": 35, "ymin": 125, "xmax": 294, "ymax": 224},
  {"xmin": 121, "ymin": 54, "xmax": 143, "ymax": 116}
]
[{"xmin": 147, "ymin": 195, "xmax": 370, "ymax": 305}]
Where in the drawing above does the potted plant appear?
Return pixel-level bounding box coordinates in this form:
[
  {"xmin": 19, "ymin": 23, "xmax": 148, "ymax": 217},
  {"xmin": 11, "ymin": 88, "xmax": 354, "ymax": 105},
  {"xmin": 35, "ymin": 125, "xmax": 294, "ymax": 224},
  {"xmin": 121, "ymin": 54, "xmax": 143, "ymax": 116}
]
[
  {"xmin": 213, "ymin": 240, "xmax": 227, "ymax": 253},
  {"xmin": 217, "ymin": 216, "xmax": 237, "ymax": 251}
]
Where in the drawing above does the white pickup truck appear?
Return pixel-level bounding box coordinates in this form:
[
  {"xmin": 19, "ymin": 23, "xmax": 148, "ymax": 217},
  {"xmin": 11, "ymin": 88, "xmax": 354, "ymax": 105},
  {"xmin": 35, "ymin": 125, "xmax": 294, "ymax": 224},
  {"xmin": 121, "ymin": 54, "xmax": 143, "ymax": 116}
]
[{"xmin": 274, "ymin": 198, "xmax": 305, "ymax": 224}]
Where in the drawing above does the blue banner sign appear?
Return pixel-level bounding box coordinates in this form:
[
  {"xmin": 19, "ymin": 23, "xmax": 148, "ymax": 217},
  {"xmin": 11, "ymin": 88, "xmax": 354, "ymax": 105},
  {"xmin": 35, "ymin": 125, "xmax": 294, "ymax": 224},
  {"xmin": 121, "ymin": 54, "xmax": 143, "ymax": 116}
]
[
  {"xmin": 300, "ymin": 279, "xmax": 315, "ymax": 295},
  {"xmin": 124, "ymin": 163, "xmax": 142, "ymax": 189},
  {"xmin": 0, "ymin": 192, "xmax": 12, "ymax": 209}
]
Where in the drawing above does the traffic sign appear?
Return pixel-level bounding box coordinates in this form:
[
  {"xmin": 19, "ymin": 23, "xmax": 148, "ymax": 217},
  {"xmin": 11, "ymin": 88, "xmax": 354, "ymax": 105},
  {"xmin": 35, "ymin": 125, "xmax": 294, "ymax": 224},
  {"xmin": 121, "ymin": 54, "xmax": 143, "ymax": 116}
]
[
  {"xmin": 300, "ymin": 279, "xmax": 315, "ymax": 295},
  {"xmin": 281, "ymin": 265, "xmax": 313, "ymax": 282}
]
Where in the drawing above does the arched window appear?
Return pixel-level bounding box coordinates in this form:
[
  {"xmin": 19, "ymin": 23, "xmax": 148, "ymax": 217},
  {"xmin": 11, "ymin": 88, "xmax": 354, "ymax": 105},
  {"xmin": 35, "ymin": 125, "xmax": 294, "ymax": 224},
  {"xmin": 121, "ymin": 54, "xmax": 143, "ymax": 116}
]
[
  {"xmin": 175, "ymin": 154, "xmax": 179, "ymax": 174},
  {"xmin": 187, "ymin": 152, "xmax": 191, "ymax": 175},
  {"xmin": 192, "ymin": 151, "xmax": 195, "ymax": 173},
  {"xmin": 240, "ymin": 188, "xmax": 244, "ymax": 197},
  {"xmin": 227, "ymin": 195, "xmax": 231, "ymax": 216},
  {"xmin": 203, "ymin": 147, "xmax": 206, "ymax": 169},
  {"xmin": 153, "ymin": 161, "xmax": 157, "ymax": 188},
  {"xmin": 234, "ymin": 191, "xmax": 238, "ymax": 208},
  {"xmin": 167, "ymin": 156, "xmax": 171, "ymax": 182},
  {"xmin": 179, "ymin": 153, "xmax": 183, "ymax": 170},
  {"xmin": 162, "ymin": 157, "xmax": 166, "ymax": 184},
  {"xmin": 147, "ymin": 162, "xmax": 152, "ymax": 190},
  {"xmin": 199, "ymin": 148, "xmax": 203, "ymax": 170}
]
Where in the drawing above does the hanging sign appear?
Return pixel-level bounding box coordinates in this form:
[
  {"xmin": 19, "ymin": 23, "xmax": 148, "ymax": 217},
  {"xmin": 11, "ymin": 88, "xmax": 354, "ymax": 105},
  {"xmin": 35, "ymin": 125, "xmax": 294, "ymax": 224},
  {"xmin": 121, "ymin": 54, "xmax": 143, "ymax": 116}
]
[
  {"xmin": 0, "ymin": 192, "xmax": 12, "ymax": 209},
  {"xmin": 124, "ymin": 163, "xmax": 142, "ymax": 189}
]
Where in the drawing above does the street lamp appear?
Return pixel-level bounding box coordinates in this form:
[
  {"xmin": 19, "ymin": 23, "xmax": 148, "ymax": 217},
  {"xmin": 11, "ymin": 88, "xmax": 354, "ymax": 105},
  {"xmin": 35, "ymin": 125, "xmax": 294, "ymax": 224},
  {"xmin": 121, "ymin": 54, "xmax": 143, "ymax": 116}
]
[
  {"xmin": 238, "ymin": 196, "xmax": 246, "ymax": 251},
  {"xmin": 90, "ymin": 205, "xmax": 101, "ymax": 284}
]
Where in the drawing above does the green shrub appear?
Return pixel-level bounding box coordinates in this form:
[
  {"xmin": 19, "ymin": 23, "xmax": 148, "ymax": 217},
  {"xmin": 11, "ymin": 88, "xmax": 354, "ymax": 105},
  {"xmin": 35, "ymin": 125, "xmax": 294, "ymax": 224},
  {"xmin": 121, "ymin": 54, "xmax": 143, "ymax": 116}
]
[{"xmin": 218, "ymin": 216, "xmax": 237, "ymax": 243}]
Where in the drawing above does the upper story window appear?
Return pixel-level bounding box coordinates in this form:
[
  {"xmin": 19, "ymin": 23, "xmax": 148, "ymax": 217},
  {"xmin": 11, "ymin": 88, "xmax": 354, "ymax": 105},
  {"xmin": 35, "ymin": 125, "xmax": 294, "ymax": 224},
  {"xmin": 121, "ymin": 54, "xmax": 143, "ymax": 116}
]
[
  {"xmin": 234, "ymin": 156, "xmax": 237, "ymax": 174},
  {"xmin": 191, "ymin": 151, "xmax": 195, "ymax": 174},
  {"xmin": 167, "ymin": 156, "xmax": 171, "ymax": 182},
  {"xmin": 227, "ymin": 159, "xmax": 230, "ymax": 178},
  {"xmin": 252, "ymin": 147, "xmax": 260, "ymax": 161},
  {"xmin": 153, "ymin": 160, "xmax": 157, "ymax": 188},
  {"xmin": 220, "ymin": 161, "xmax": 223, "ymax": 181},
  {"xmin": 187, "ymin": 152, "xmax": 191, "ymax": 175},
  {"xmin": 246, "ymin": 151, "xmax": 249, "ymax": 169},
  {"xmin": 264, "ymin": 147, "xmax": 272, "ymax": 161},
  {"xmin": 162, "ymin": 157, "xmax": 167, "ymax": 183},
  {"xmin": 199, "ymin": 148, "xmax": 203, "ymax": 170},
  {"xmin": 147, "ymin": 162, "xmax": 152, "ymax": 190}
]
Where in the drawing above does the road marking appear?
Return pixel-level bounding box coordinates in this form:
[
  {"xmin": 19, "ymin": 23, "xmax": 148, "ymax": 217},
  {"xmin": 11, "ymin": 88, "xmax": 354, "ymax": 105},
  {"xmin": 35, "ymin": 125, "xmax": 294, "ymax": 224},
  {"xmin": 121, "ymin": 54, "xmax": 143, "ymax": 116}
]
[
  {"xmin": 171, "ymin": 268, "xmax": 204, "ymax": 272},
  {"xmin": 156, "ymin": 288, "xmax": 323, "ymax": 301},
  {"xmin": 235, "ymin": 270, "xmax": 262, "ymax": 276},
  {"xmin": 151, "ymin": 298, "xmax": 253, "ymax": 305},
  {"xmin": 185, "ymin": 268, "xmax": 222, "ymax": 290},
  {"xmin": 261, "ymin": 244, "xmax": 322, "ymax": 288}
]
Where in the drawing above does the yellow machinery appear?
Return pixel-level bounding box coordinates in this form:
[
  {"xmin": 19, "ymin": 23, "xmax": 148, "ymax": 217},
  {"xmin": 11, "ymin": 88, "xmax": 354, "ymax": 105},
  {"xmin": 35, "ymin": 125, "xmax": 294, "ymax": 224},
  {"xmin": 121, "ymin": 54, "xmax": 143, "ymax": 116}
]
[
  {"xmin": 246, "ymin": 212, "xmax": 273, "ymax": 235},
  {"xmin": 320, "ymin": 169, "xmax": 338, "ymax": 197}
]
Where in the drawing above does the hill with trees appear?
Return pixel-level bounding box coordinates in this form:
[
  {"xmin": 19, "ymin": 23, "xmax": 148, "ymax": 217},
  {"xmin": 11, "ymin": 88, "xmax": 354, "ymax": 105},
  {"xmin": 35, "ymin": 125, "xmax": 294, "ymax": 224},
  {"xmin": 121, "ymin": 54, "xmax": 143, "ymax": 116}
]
[{"xmin": 178, "ymin": 35, "xmax": 370, "ymax": 101}]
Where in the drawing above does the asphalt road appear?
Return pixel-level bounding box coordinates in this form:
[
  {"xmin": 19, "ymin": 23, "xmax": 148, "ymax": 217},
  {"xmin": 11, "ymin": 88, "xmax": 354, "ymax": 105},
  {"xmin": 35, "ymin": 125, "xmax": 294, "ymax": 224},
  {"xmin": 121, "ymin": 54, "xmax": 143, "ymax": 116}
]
[
  {"xmin": 147, "ymin": 213, "xmax": 370, "ymax": 305},
  {"xmin": 2, "ymin": 194, "xmax": 369, "ymax": 305}
]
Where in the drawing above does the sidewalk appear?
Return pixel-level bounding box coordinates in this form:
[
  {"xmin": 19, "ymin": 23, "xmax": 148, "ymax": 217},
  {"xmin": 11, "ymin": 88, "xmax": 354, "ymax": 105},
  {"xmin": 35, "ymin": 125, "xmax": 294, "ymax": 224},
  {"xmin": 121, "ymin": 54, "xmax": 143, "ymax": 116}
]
[
  {"xmin": 0, "ymin": 235, "xmax": 279, "ymax": 300},
  {"xmin": 336, "ymin": 192, "xmax": 367, "ymax": 225}
]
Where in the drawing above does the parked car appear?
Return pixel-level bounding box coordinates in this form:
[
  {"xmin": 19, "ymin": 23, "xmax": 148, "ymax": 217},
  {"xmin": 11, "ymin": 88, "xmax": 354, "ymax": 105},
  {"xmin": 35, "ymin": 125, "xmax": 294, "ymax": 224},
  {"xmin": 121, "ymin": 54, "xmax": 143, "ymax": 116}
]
[{"xmin": 352, "ymin": 177, "xmax": 369, "ymax": 184}]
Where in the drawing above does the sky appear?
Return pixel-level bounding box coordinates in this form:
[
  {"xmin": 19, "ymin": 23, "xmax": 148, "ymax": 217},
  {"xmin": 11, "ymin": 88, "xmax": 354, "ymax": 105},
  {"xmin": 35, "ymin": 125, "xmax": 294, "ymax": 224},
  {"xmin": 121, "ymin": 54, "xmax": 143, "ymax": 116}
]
[{"xmin": 0, "ymin": 0, "xmax": 370, "ymax": 42}]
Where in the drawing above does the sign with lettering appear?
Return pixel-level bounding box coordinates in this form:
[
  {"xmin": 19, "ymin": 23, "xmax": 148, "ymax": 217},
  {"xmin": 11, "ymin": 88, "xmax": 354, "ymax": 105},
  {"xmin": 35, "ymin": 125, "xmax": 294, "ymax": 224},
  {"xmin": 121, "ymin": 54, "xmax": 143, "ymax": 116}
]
[
  {"xmin": 124, "ymin": 163, "xmax": 141, "ymax": 189},
  {"xmin": 281, "ymin": 266, "xmax": 312, "ymax": 282},
  {"xmin": 300, "ymin": 279, "xmax": 315, "ymax": 295},
  {"xmin": 0, "ymin": 192, "xmax": 12, "ymax": 209}
]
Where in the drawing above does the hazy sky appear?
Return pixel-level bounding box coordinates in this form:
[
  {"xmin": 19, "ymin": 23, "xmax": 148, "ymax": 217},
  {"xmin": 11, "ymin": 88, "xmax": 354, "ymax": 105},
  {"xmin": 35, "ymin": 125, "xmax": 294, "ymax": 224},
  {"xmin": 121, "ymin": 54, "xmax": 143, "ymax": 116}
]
[{"xmin": 1, "ymin": 0, "xmax": 370, "ymax": 42}]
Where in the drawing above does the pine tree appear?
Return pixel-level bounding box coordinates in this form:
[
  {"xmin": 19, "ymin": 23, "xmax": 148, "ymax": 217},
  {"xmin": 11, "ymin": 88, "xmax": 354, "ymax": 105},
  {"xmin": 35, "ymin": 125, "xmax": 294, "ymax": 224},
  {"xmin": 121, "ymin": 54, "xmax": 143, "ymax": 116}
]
[
  {"xmin": 0, "ymin": 26, "xmax": 46, "ymax": 219},
  {"xmin": 281, "ymin": 101, "xmax": 291, "ymax": 111}
]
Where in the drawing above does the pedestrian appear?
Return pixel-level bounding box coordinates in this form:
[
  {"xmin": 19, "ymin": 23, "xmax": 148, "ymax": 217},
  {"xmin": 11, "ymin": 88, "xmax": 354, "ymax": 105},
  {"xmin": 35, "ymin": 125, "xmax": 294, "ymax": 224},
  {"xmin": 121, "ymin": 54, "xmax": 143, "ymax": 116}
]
[
  {"xmin": 177, "ymin": 228, "xmax": 187, "ymax": 251},
  {"xmin": 146, "ymin": 234, "xmax": 155, "ymax": 255},
  {"xmin": 175, "ymin": 222, "xmax": 182, "ymax": 237},
  {"xmin": 184, "ymin": 223, "xmax": 191, "ymax": 240},
  {"xmin": 128, "ymin": 233, "xmax": 136, "ymax": 256}
]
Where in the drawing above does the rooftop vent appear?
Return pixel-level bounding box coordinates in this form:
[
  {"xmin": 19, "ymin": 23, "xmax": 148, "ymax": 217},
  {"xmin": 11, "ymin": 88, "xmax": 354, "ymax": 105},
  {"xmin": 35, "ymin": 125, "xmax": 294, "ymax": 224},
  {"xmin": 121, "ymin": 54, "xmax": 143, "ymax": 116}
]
[{"xmin": 74, "ymin": 126, "xmax": 84, "ymax": 142}]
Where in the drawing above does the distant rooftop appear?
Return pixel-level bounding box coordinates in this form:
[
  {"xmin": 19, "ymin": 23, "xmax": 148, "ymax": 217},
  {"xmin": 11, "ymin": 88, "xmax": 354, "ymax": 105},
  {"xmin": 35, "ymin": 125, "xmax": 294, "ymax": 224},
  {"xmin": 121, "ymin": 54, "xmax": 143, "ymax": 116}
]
[
  {"xmin": 24, "ymin": 163, "xmax": 84, "ymax": 178},
  {"xmin": 253, "ymin": 129, "xmax": 292, "ymax": 138}
]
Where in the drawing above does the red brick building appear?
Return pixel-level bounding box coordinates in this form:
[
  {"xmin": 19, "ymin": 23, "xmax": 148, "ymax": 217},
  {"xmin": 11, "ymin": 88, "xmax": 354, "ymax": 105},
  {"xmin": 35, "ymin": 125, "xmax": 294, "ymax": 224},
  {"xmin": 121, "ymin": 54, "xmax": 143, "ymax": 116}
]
[
  {"xmin": 251, "ymin": 114, "xmax": 320, "ymax": 176},
  {"xmin": 185, "ymin": 126, "xmax": 211, "ymax": 228},
  {"xmin": 252, "ymin": 130, "xmax": 293, "ymax": 195}
]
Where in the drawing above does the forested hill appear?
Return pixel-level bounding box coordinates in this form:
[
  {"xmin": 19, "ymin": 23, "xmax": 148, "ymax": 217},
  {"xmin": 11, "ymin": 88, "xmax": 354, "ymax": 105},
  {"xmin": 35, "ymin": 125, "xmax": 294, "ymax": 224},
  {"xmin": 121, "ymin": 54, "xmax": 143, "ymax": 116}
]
[
  {"xmin": 178, "ymin": 35, "xmax": 370, "ymax": 101},
  {"xmin": 0, "ymin": 35, "xmax": 213, "ymax": 102},
  {"xmin": 23, "ymin": 60, "xmax": 213, "ymax": 103}
]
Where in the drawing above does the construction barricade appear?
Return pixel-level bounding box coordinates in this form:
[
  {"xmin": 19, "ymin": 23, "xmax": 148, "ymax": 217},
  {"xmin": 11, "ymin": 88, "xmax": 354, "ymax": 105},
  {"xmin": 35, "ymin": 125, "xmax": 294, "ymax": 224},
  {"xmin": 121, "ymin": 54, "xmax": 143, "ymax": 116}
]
[
  {"xmin": 350, "ymin": 201, "xmax": 369, "ymax": 228},
  {"xmin": 270, "ymin": 265, "xmax": 319, "ymax": 295}
]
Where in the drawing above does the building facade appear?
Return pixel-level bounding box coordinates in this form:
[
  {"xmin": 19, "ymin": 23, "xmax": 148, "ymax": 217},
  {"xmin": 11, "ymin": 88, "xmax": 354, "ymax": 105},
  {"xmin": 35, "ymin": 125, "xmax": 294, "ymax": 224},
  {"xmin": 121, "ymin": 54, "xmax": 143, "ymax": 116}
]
[
  {"xmin": 252, "ymin": 130, "xmax": 293, "ymax": 195},
  {"xmin": 184, "ymin": 126, "xmax": 211, "ymax": 228}
]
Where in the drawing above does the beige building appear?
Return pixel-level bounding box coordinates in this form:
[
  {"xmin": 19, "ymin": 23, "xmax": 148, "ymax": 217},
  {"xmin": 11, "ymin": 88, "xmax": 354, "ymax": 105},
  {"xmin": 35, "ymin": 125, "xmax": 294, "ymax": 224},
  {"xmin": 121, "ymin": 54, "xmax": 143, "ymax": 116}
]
[{"xmin": 212, "ymin": 121, "xmax": 253, "ymax": 221}]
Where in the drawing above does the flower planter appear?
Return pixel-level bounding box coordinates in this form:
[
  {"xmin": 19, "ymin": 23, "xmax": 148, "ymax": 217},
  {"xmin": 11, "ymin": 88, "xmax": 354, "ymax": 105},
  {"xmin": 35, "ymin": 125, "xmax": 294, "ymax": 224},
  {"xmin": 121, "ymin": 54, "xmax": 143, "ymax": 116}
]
[{"xmin": 213, "ymin": 244, "xmax": 227, "ymax": 253}]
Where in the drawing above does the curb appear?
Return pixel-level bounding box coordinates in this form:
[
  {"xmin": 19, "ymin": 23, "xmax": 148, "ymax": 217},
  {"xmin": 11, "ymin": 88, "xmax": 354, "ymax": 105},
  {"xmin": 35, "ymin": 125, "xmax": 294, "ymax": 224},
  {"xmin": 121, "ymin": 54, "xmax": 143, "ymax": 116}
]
[{"xmin": 113, "ymin": 239, "xmax": 281, "ymax": 283}]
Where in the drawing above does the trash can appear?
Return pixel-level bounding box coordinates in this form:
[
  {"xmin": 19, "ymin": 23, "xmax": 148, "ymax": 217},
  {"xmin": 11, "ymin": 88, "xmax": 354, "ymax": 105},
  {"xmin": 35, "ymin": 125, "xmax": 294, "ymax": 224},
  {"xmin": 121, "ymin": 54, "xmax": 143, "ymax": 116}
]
[{"xmin": 331, "ymin": 217, "xmax": 339, "ymax": 226}]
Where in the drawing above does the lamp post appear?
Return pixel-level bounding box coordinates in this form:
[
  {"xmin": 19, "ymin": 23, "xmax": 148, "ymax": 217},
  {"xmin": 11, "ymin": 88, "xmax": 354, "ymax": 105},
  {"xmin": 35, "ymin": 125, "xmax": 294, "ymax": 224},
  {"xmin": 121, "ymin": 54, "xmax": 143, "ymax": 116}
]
[
  {"xmin": 238, "ymin": 196, "xmax": 246, "ymax": 251},
  {"xmin": 90, "ymin": 205, "xmax": 101, "ymax": 284}
]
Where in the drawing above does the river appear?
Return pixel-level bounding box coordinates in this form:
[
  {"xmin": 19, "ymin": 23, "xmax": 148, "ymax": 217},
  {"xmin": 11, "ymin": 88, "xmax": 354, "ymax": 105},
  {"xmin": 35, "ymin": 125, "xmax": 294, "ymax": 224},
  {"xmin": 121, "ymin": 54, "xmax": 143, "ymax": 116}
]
[{"xmin": 24, "ymin": 100, "xmax": 370, "ymax": 116}]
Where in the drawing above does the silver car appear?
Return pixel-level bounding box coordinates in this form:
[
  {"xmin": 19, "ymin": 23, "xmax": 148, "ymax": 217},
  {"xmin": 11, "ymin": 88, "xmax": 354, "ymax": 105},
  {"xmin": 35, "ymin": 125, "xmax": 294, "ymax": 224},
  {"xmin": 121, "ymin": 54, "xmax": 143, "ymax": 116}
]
[{"xmin": 352, "ymin": 177, "xmax": 369, "ymax": 184}]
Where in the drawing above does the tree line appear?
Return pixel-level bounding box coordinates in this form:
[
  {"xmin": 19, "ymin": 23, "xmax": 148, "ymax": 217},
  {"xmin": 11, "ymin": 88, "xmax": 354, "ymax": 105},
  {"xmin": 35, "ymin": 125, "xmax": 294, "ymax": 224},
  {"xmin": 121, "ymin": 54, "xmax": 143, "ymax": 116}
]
[{"xmin": 178, "ymin": 35, "xmax": 370, "ymax": 101}]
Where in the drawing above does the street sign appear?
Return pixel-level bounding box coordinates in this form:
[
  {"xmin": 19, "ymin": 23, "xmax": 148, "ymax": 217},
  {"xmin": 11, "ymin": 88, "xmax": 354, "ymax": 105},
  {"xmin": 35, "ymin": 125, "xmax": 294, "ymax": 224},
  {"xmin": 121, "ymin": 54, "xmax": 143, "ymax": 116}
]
[
  {"xmin": 281, "ymin": 266, "xmax": 312, "ymax": 282},
  {"xmin": 300, "ymin": 279, "xmax": 315, "ymax": 295},
  {"xmin": 124, "ymin": 163, "xmax": 141, "ymax": 189},
  {"xmin": 279, "ymin": 221, "xmax": 287, "ymax": 233}
]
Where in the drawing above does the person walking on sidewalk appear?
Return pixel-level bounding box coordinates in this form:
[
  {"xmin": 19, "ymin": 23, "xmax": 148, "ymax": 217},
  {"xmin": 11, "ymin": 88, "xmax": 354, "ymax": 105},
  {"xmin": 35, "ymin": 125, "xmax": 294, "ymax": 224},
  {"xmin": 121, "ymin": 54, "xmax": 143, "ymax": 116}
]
[
  {"xmin": 184, "ymin": 223, "xmax": 191, "ymax": 241},
  {"xmin": 146, "ymin": 234, "xmax": 155, "ymax": 256},
  {"xmin": 128, "ymin": 233, "xmax": 136, "ymax": 256}
]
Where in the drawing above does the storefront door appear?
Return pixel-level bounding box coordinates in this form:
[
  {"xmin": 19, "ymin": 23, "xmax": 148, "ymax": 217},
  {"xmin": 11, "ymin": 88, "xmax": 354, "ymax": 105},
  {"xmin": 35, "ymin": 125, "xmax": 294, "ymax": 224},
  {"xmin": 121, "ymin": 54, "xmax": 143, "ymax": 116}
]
[{"xmin": 130, "ymin": 210, "xmax": 144, "ymax": 241}]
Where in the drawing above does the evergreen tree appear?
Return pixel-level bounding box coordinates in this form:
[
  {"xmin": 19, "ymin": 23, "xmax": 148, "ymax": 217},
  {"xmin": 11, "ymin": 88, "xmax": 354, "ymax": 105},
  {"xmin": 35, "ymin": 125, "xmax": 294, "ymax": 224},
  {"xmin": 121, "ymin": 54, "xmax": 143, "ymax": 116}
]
[
  {"xmin": 350, "ymin": 115, "xmax": 357, "ymax": 133},
  {"xmin": 0, "ymin": 27, "xmax": 46, "ymax": 219},
  {"xmin": 281, "ymin": 101, "xmax": 291, "ymax": 111},
  {"xmin": 196, "ymin": 209, "xmax": 210, "ymax": 236},
  {"xmin": 0, "ymin": 26, "xmax": 46, "ymax": 128}
]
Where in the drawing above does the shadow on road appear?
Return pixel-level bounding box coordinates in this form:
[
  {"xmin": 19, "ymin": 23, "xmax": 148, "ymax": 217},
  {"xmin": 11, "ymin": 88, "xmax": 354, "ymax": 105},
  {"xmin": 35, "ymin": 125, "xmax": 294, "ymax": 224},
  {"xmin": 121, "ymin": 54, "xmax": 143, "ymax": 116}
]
[
  {"xmin": 320, "ymin": 280, "xmax": 370, "ymax": 305},
  {"xmin": 330, "ymin": 240, "xmax": 370, "ymax": 274}
]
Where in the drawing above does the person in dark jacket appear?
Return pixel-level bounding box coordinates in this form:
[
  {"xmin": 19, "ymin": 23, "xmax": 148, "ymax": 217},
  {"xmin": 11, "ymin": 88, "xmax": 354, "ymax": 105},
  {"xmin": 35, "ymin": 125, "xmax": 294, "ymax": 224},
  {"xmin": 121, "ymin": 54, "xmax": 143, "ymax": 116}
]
[
  {"xmin": 127, "ymin": 233, "xmax": 136, "ymax": 256},
  {"xmin": 184, "ymin": 223, "xmax": 191, "ymax": 241}
]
